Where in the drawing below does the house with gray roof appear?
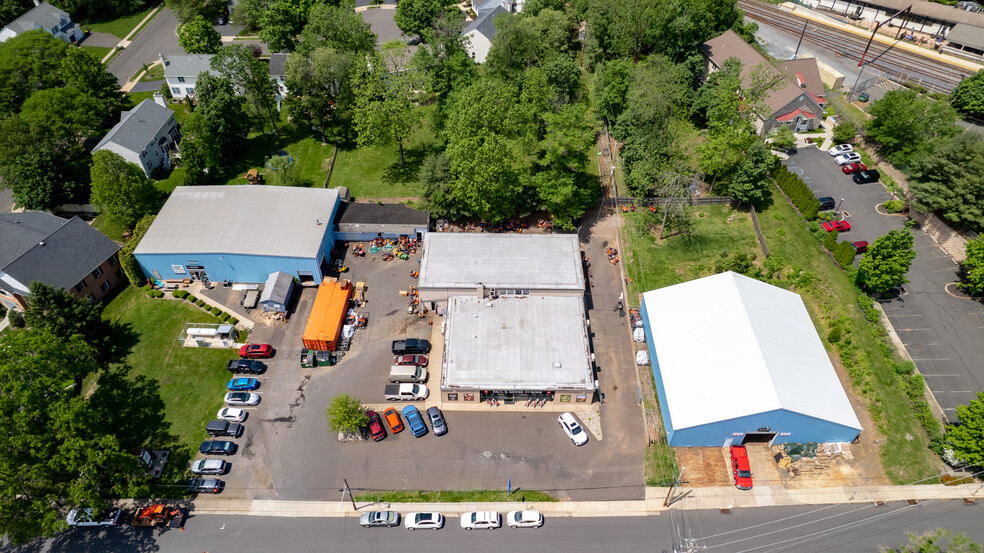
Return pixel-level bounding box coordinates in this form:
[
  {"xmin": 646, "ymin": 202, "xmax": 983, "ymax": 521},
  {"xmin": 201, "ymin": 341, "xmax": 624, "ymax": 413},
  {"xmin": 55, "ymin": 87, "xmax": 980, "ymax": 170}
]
[
  {"xmin": 93, "ymin": 96, "xmax": 180, "ymax": 176},
  {"xmin": 0, "ymin": 0, "xmax": 82, "ymax": 43},
  {"xmin": 464, "ymin": 4, "xmax": 508, "ymax": 63},
  {"xmin": 269, "ymin": 53, "xmax": 289, "ymax": 110},
  {"xmin": 161, "ymin": 53, "xmax": 217, "ymax": 100},
  {"xmin": 0, "ymin": 212, "xmax": 123, "ymax": 311}
]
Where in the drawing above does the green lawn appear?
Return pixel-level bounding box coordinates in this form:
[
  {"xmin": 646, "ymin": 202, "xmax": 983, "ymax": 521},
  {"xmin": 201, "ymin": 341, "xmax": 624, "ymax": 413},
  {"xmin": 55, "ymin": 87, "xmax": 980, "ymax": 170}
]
[
  {"xmin": 354, "ymin": 490, "xmax": 556, "ymax": 503},
  {"xmin": 620, "ymin": 188, "xmax": 941, "ymax": 484},
  {"xmin": 828, "ymin": 92, "xmax": 869, "ymax": 130},
  {"xmin": 86, "ymin": 6, "xmax": 155, "ymax": 39},
  {"xmin": 328, "ymin": 104, "xmax": 439, "ymax": 198},
  {"xmin": 80, "ymin": 45, "xmax": 113, "ymax": 61},
  {"xmin": 91, "ymin": 214, "xmax": 128, "ymax": 242},
  {"xmin": 101, "ymin": 286, "xmax": 236, "ymax": 480},
  {"xmin": 140, "ymin": 62, "xmax": 165, "ymax": 82}
]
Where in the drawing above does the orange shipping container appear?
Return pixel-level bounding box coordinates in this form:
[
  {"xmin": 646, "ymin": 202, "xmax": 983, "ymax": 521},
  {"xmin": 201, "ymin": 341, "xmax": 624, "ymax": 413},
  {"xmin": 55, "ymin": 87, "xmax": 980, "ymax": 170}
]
[{"xmin": 302, "ymin": 279, "xmax": 353, "ymax": 351}]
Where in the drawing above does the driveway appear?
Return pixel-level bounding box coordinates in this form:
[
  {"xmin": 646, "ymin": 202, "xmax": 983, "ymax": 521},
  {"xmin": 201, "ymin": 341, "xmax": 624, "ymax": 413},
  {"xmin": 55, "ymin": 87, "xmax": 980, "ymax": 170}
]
[
  {"xmin": 784, "ymin": 147, "xmax": 984, "ymax": 420},
  {"xmin": 108, "ymin": 7, "xmax": 183, "ymax": 85},
  {"xmin": 361, "ymin": 8, "xmax": 411, "ymax": 45},
  {"xmin": 217, "ymin": 220, "xmax": 644, "ymax": 502}
]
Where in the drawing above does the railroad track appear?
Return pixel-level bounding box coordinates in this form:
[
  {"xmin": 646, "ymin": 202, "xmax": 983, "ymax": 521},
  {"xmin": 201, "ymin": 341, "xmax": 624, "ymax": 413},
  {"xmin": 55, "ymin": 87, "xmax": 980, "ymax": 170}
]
[{"xmin": 737, "ymin": 0, "xmax": 966, "ymax": 93}]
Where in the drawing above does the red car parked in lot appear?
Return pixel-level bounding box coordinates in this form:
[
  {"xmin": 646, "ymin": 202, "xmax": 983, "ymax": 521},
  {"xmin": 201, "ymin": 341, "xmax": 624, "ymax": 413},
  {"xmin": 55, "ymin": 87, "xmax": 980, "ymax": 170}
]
[
  {"xmin": 821, "ymin": 220, "xmax": 851, "ymax": 232},
  {"xmin": 841, "ymin": 162, "xmax": 867, "ymax": 174},
  {"xmin": 366, "ymin": 410, "xmax": 386, "ymax": 441},
  {"xmin": 240, "ymin": 343, "xmax": 274, "ymax": 359},
  {"xmin": 853, "ymin": 241, "xmax": 869, "ymax": 253},
  {"xmin": 730, "ymin": 445, "xmax": 754, "ymax": 490},
  {"xmin": 394, "ymin": 354, "xmax": 428, "ymax": 367}
]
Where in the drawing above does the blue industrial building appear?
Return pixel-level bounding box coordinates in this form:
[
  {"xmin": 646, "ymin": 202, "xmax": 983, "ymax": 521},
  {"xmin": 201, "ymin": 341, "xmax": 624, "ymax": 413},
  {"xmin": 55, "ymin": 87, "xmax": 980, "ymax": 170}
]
[
  {"xmin": 134, "ymin": 186, "xmax": 341, "ymax": 285},
  {"xmin": 641, "ymin": 272, "xmax": 862, "ymax": 447}
]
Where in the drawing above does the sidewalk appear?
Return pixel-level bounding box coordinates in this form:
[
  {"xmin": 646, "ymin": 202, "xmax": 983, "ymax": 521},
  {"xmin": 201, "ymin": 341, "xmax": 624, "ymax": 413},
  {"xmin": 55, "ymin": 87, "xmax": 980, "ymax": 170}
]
[{"xmin": 125, "ymin": 482, "xmax": 983, "ymax": 518}]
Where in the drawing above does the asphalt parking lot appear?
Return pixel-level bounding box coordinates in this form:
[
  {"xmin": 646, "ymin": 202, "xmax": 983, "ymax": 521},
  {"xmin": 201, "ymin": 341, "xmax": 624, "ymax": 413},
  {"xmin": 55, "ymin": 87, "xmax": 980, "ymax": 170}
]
[
  {"xmin": 784, "ymin": 147, "xmax": 984, "ymax": 420},
  {"xmin": 213, "ymin": 218, "xmax": 645, "ymax": 502}
]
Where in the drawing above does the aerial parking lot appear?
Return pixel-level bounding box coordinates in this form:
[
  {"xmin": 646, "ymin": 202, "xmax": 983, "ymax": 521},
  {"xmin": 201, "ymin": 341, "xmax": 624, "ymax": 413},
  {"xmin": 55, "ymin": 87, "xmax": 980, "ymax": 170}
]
[{"xmin": 213, "ymin": 225, "xmax": 645, "ymax": 502}]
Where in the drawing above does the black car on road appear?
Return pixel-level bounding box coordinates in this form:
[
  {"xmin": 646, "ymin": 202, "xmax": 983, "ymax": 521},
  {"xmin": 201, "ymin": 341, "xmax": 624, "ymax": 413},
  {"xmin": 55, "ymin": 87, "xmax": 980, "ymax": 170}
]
[{"xmin": 853, "ymin": 169, "xmax": 881, "ymax": 184}]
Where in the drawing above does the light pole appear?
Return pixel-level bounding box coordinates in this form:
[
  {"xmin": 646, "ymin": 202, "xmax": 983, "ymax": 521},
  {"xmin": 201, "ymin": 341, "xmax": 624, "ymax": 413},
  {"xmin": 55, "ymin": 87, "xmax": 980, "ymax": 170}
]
[{"xmin": 836, "ymin": 198, "xmax": 845, "ymax": 216}]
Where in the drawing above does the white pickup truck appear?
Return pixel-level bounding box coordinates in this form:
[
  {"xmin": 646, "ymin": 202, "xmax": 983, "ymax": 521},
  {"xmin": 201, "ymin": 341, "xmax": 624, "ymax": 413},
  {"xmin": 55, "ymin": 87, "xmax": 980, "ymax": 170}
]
[
  {"xmin": 66, "ymin": 508, "xmax": 123, "ymax": 527},
  {"xmin": 383, "ymin": 383, "xmax": 429, "ymax": 401}
]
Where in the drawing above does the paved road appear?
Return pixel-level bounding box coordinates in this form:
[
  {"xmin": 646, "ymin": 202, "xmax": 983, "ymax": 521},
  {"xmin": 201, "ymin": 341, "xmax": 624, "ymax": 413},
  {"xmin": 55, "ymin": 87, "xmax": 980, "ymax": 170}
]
[
  {"xmin": 107, "ymin": 8, "xmax": 183, "ymax": 85},
  {"xmin": 5, "ymin": 500, "xmax": 981, "ymax": 552},
  {"xmin": 784, "ymin": 148, "xmax": 984, "ymax": 419}
]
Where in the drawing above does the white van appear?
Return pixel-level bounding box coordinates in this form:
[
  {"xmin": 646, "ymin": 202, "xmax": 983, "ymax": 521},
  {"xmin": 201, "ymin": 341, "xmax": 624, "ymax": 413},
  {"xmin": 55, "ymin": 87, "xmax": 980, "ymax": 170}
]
[{"xmin": 389, "ymin": 365, "xmax": 428, "ymax": 383}]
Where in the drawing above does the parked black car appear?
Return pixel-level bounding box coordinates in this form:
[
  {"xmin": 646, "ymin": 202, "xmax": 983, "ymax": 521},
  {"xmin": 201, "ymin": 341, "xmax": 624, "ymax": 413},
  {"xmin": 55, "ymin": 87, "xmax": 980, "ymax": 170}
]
[
  {"xmin": 187, "ymin": 478, "xmax": 224, "ymax": 494},
  {"xmin": 818, "ymin": 196, "xmax": 836, "ymax": 211},
  {"xmin": 199, "ymin": 440, "xmax": 236, "ymax": 455},
  {"xmin": 227, "ymin": 359, "xmax": 265, "ymax": 374},
  {"xmin": 206, "ymin": 420, "xmax": 242, "ymax": 438},
  {"xmin": 391, "ymin": 338, "xmax": 431, "ymax": 355},
  {"xmin": 853, "ymin": 169, "xmax": 880, "ymax": 184}
]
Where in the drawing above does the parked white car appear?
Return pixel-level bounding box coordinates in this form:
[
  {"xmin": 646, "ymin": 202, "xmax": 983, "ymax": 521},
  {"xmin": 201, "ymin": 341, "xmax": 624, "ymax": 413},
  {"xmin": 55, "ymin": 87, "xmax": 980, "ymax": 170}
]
[
  {"xmin": 833, "ymin": 152, "xmax": 862, "ymax": 165},
  {"xmin": 558, "ymin": 412, "xmax": 588, "ymax": 446},
  {"xmin": 216, "ymin": 407, "xmax": 246, "ymax": 421},
  {"xmin": 224, "ymin": 392, "xmax": 260, "ymax": 406},
  {"xmin": 405, "ymin": 512, "xmax": 444, "ymax": 530},
  {"xmin": 190, "ymin": 459, "xmax": 228, "ymax": 475},
  {"xmin": 828, "ymin": 144, "xmax": 853, "ymax": 156},
  {"xmin": 460, "ymin": 511, "xmax": 501, "ymax": 530},
  {"xmin": 506, "ymin": 510, "xmax": 544, "ymax": 528}
]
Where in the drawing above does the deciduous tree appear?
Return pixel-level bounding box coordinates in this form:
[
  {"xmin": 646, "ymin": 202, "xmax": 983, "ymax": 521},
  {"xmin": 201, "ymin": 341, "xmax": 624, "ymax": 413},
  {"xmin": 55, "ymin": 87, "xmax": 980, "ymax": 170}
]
[
  {"xmin": 300, "ymin": 4, "xmax": 376, "ymax": 55},
  {"xmin": 950, "ymin": 69, "xmax": 984, "ymax": 120},
  {"xmin": 832, "ymin": 120, "xmax": 856, "ymax": 144},
  {"xmin": 20, "ymin": 86, "xmax": 103, "ymax": 139},
  {"xmin": 211, "ymin": 44, "xmax": 280, "ymax": 134},
  {"xmin": 90, "ymin": 150, "xmax": 159, "ymax": 229},
  {"xmin": 285, "ymin": 46, "xmax": 354, "ymax": 144},
  {"xmin": 179, "ymin": 15, "xmax": 222, "ymax": 54},
  {"xmin": 23, "ymin": 282, "xmax": 118, "ymax": 365},
  {"xmin": 394, "ymin": 0, "xmax": 455, "ymax": 38},
  {"xmin": 908, "ymin": 132, "xmax": 984, "ymax": 230},
  {"xmin": 0, "ymin": 30, "xmax": 68, "ymax": 116},
  {"xmin": 259, "ymin": 1, "xmax": 300, "ymax": 52},
  {"xmin": 0, "ymin": 115, "xmax": 89, "ymax": 210},
  {"xmin": 959, "ymin": 235, "xmax": 984, "ymax": 296},
  {"xmin": 867, "ymin": 89, "xmax": 959, "ymax": 166},
  {"xmin": 943, "ymin": 392, "xmax": 984, "ymax": 471},
  {"xmin": 324, "ymin": 393, "xmax": 368, "ymax": 434},
  {"xmin": 857, "ymin": 229, "xmax": 917, "ymax": 293}
]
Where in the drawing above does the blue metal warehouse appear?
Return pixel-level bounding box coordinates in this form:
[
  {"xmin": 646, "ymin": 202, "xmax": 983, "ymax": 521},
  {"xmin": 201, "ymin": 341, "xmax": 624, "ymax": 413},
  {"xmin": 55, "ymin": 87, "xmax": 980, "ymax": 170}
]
[
  {"xmin": 134, "ymin": 186, "xmax": 341, "ymax": 284},
  {"xmin": 641, "ymin": 272, "xmax": 862, "ymax": 447}
]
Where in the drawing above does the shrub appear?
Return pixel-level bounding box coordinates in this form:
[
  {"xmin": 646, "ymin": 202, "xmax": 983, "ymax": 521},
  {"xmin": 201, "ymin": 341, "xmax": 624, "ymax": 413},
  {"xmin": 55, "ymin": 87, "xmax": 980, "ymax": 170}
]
[
  {"xmin": 832, "ymin": 121, "xmax": 856, "ymax": 144},
  {"xmin": 823, "ymin": 229, "xmax": 839, "ymax": 250},
  {"xmin": 229, "ymin": 317, "xmax": 239, "ymax": 325},
  {"xmin": 173, "ymin": 290, "xmax": 188, "ymax": 299},
  {"xmin": 187, "ymin": 294, "xmax": 197, "ymax": 302},
  {"xmin": 210, "ymin": 306, "xmax": 221, "ymax": 315},
  {"xmin": 834, "ymin": 241, "xmax": 858, "ymax": 267},
  {"xmin": 121, "ymin": 214, "xmax": 156, "ymax": 286},
  {"xmin": 8, "ymin": 310, "xmax": 25, "ymax": 328},
  {"xmin": 196, "ymin": 299, "xmax": 205, "ymax": 307},
  {"xmin": 884, "ymin": 199, "xmax": 905, "ymax": 213},
  {"xmin": 827, "ymin": 325, "xmax": 843, "ymax": 343},
  {"xmin": 142, "ymin": 284, "xmax": 152, "ymax": 292},
  {"xmin": 220, "ymin": 313, "xmax": 230, "ymax": 322}
]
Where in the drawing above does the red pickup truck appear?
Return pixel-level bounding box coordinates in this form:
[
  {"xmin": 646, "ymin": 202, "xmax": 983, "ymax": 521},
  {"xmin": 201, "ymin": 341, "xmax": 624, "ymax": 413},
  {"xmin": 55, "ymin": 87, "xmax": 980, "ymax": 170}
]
[{"xmin": 730, "ymin": 445, "xmax": 754, "ymax": 490}]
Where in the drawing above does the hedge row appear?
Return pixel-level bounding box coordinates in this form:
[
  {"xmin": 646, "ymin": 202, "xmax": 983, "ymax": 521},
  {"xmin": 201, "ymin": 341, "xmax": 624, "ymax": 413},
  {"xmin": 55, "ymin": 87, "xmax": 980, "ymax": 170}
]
[
  {"xmin": 774, "ymin": 166, "xmax": 820, "ymax": 220},
  {"xmin": 120, "ymin": 215, "xmax": 156, "ymax": 286},
  {"xmin": 170, "ymin": 289, "xmax": 239, "ymax": 325}
]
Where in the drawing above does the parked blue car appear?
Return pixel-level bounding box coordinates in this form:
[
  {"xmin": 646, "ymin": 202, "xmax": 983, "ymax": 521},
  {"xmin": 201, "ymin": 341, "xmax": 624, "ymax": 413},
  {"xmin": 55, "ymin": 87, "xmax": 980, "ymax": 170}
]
[
  {"xmin": 227, "ymin": 377, "xmax": 259, "ymax": 391},
  {"xmin": 402, "ymin": 405, "xmax": 428, "ymax": 438}
]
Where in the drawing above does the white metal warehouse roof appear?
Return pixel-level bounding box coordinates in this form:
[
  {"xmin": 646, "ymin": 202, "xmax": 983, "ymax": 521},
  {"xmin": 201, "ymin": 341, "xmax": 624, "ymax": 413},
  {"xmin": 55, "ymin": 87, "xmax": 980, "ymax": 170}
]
[
  {"xmin": 135, "ymin": 186, "xmax": 339, "ymax": 258},
  {"xmin": 642, "ymin": 272, "xmax": 861, "ymax": 432},
  {"xmin": 418, "ymin": 233, "xmax": 584, "ymax": 291},
  {"xmin": 442, "ymin": 295, "xmax": 594, "ymax": 391}
]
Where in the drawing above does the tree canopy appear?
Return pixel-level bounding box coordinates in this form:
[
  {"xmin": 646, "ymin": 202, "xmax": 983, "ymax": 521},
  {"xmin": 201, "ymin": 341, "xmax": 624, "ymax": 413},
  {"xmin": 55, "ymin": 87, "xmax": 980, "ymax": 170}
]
[
  {"xmin": 211, "ymin": 44, "xmax": 281, "ymax": 134},
  {"xmin": 285, "ymin": 45, "xmax": 355, "ymax": 144},
  {"xmin": 908, "ymin": 132, "xmax": 984, "ymax": 231},
  {"xmin": 866, "ymin": 89, "xmax": 959, "ymax": 166},
  {"xmin": 857, "ymin": 229, "xmax": 917, "ymax": 293},
  {"xmin": 394, "ymin": 0, "xmax": 456, "ymax": 38},
  {"xmin": 89, "ymin": 150, "xmax": 160, "ymax": 229},
  {"xmin": 959, "ymin": 235, "xmax": 984, "ymax": 296},
  {"xmin": 950, "ymin": 69, "xmax": 984, "ymax": 120},
  {"xmin": 324, "ymin": 393, "xmax": 368, "ymax": 434},
  {"xmin": 179, "ymin": 15, "xmax": 222, "ymax": 54},
  {"xmin": 884, "ymin": 529, "xmax": 982, "ymax": 553},
  {"xmin": 944, "ymin": 391, "xmax": 984, "ymax": 470}
]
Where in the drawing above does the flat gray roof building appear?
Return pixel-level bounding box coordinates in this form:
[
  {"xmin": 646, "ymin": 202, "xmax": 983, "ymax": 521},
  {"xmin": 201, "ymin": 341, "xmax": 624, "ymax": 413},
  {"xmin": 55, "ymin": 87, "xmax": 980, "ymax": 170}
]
[
  {"xmin": 442, "ymin": 295, "xmax": 594, "ymax": 394},
  {"xmin": 418, "ymin": 233, "xmax": 584, "ymax": 303}
]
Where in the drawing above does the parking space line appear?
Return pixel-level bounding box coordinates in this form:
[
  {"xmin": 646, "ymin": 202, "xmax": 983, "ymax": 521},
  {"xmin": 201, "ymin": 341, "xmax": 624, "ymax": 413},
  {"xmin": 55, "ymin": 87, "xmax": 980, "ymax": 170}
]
[
  {"xmin": 922, "ymin": 373, "xmax": 960, "ymax": 377},
  {"xmin": 896, "ymin": 328, "xmax": 931, "ymax": 331},
  {"xmin": 887, "ymin": 314, "xmax": 924, "ymax": 317},
  {"xmin": 910, "ymin": 358, "xmax": 951, "ymax": 361}
]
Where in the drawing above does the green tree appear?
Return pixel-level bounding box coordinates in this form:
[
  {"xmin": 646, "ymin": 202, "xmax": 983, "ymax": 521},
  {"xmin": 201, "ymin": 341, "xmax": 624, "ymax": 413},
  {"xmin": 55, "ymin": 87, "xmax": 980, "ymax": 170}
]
[
  {"xmin": 1, "ymin": 0, "xmax": 34, "ymax": 27},
  {"xmin": 959, "ymin": 235, "xmax": 984, "ymax": 296},
  {"xmin": 212, "ymin": 44, "xmax": 281, "ymax": 134},
  {"xmin": 595, "ymin": 58, "xmax": 632, "ymax": 124},
  {"xmin": 0, "ymin": 115, "xmax": 88, "ymax": 210},
  {"xmin": 832, "ymin": 120, "xmax": 856, "ymax": 144},
  {"xmin": 857, "ymin": 229, "xmax": 917, "ymax": 293},
  {"xmin": 411, "ymin": 7, "xmax": 476, "ymax": 130},
  {"xmin": 179, "ymin": 15, "xmax": 222, "ymax": 54},
  {"xmin": 89, "ymin": 150, "xmax": 159, "ymax": 229},
  {"xmin": 485, "ymin": 9, "xmax": 574, "ymax": 78},
  {"xmin": 194, "ymin": 72, "xmax": 250, "ymax": 154},
  {"xmin": 867, "ymin": 89, "xmax": 959, "ymax": 166},
  {"xmin": 0, "ymin": 31, "xmax": 68, "ymax": 115},
  {"xmin": 769, "ymin": 126, "xmax": 796, "ymax": 152},
  {"xmin": 285, "ymin": 46, "xmax": 355, "ymax": 144},
  {"xmin": 950, "ymin": 69, "xmax": 984, "ymax": 120},
  {"xmin": 908, "ymin": 132, "xmax": 984, "ymax": 230},
  {"xmin": 178, "ymin": 115, "xmax": 222, "ymax": 185},
  {"xmin": 20, "ymin": 86, "xmax": 103, "ymax": 140},
  {"xmin": 61, "ymin": 48, "xmax": 128, "ymax": 123},
  {"xmin": 300, "ymin": 4, "xmax": 376, "ymax": 55},
  {"xmin": 259, "ymin": 1, "xmax": 300, "ymax": 52},
  {"xmin": 22, "ymin": 282, "xmax": 118, "ymax": 365},
  {"xmin": 351, "ymin": 40, "xmax": 424, "ymax": 165},
  {"xmin": 418, "ymin": 152, "xmax": 463, "ymax": 219},
  {"xmin": 728, "ymin": 139, "xmax": 774, "ymax": 205},
  {"xmin": 166, "ymin": 0, "xmax": 224, "ymax": 22},
  {"xmin": 944, "ymin": 392, "xmax": 984, "ymax": 470},
  {"xmin": 232, "ymin": 0, "xmax": 267, "ymax": 30},
  {"xmin": 324, "ymin": 393, "xmax": 369, "ymax": 434},
  {"xmin": 394, "ymin": 0, "xmax": 455, "ymax": 38},
  {"xmin": 0, "ymin": 329, "xmax": 148, "ymax": 545},
  {"xmin": 884, "ymin": 528, "xmax": 982, "ymax": 553}
]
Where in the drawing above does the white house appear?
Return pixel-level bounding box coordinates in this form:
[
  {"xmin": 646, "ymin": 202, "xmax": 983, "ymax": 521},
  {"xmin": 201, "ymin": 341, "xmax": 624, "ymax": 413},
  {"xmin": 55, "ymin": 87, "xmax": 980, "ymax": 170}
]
[
  {"xmin": 0, "ymin": 0, "xmax": 83, "ymax": 43},
  {"xmin": 464, "ymin": 4, "xmax": 508, "ymax": 63},
  {"xmin": 92, "ymin": 95, "xmax": 180, "ymax": 176},
  {"xmin": 269, "ymin": 52, "xmax": 288, "ymax": 111},
  {"xmin": 161, "ymin": 53, "xmax": 217, "ymax": 100}
]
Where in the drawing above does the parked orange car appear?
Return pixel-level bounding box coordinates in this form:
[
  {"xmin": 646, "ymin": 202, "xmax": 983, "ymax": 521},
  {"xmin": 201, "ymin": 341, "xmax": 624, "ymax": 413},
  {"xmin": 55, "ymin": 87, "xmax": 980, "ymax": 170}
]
[{"xmin": 383, "ymin": 407, "xmax": 404, "ymax": 434}]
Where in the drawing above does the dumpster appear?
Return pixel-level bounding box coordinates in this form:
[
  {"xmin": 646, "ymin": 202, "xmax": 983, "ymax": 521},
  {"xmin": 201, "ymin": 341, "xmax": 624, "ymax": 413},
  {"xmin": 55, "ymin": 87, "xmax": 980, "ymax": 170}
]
[{"xmin": 301, "ymin": 279, "xmax": 352, "ymax": 351}]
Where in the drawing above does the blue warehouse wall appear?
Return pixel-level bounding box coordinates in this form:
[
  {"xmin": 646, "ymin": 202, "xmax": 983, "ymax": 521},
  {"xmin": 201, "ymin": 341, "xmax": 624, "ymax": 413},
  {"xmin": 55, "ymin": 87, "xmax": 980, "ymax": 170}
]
[
  {"xmin": 640, "ymin": 299, "xmax": 677, "ymax": 444},
  {"xmin": 668, "ymin": 409, "xmax": 861, "ymax": 447},
  {"xmin": 136, "ymin": 252, "xmax": 322, "ymax": 284}
]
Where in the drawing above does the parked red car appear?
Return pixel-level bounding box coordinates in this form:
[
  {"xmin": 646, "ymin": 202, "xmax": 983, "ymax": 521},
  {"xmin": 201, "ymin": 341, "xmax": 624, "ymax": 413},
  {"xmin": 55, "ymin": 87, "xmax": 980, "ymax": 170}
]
[
  {"xmin": 853, "ymin": 241, "xmax": 869, "ymax": 254},
  {"xmin": 366, "ymin": 410, "xmax": 386, "ymax": 442},
  {"xmin": 730, "ymin": 445, "xmax": 754, "ymax": 490},
  {"xmin": 841, "ymin": 162, "xmax": 867, "ymax": 174},
  {"xmin": 821, "ymin": 220, "xmax": 851, "ymax": 232},
  {"xmin": 239, "ymin": 343, "xmax": 274, "ymax": 359},
  {"xmin": 394, "ymin": 354, "xmax": 428, "ymax": 367}
]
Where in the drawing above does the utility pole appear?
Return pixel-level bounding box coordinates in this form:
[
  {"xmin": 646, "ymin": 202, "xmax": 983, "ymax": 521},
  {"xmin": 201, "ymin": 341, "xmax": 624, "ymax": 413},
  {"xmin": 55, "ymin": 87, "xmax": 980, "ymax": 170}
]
[
  {"xmin": 850, "ymin": 5, "xmax": 912, "ymax": 99},
  {"xmin": 342, "ymin": 479, "xmax": 357, "ymax": 510},
  {"xmin": 663, "ymin": 468, "xmax": 685, "ymax": 507},
  {"xmin": 793, "ymin": 20, "xmax": 809, "ymax": 58}
]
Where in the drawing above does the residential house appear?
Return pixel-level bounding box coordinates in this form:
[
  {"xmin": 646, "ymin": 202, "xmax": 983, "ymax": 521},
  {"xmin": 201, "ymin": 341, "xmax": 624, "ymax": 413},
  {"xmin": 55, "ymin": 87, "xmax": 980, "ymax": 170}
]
[
  {"xmin": 0, "ymin": 213, "xmax": 123, "ymax": 311},
  {"xmin": 464, "ymin": 4, "xmax": 508, "ymax": 63},
  {"xmin": 161, "ymin": 53, "xmax": 217, "ymax": 100},
  {"xmin": 93, "ymin": 95, "xmax": 180, "ymax": 177},
  {"xmin": 0, "ymin": 0, "xmax": 83, "ymax": 43},
  {"xmin": 269, "ymin": 52, "xmax": 288, "ymax": 111},
  {"xmin": 701, "ymin": 30, "xmax": 827, "ymax": 135}
]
